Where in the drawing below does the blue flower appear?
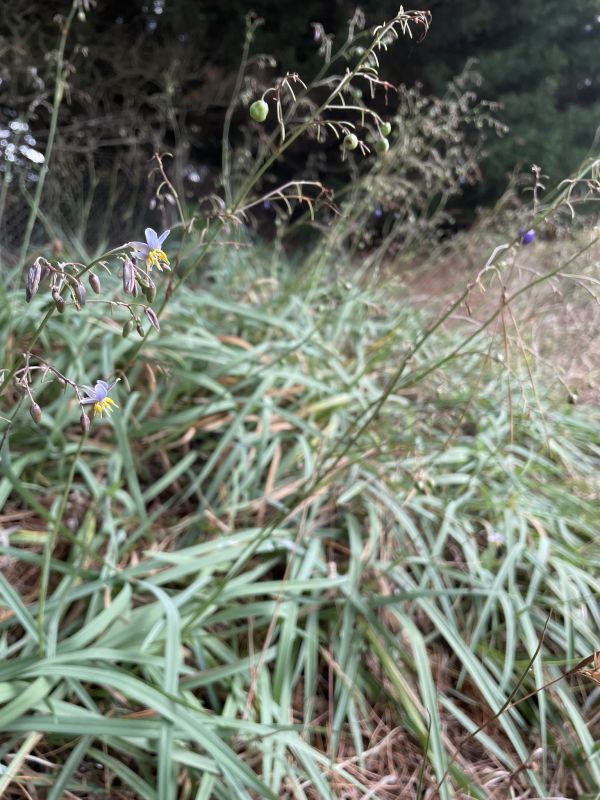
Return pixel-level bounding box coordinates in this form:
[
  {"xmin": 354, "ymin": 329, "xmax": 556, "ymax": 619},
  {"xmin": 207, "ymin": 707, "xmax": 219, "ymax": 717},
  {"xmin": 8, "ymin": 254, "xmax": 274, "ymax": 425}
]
[
  {"xmin": 81, "ymin": 379, "xmax": 119, "ymax": 417},
  {"xmin": 374, "ymin": 207, "xmax": 383, "ymax": 219},
  {"xmin": 520, "ymin": 228, "xmax": 536, "ymax": 246},
  {"xmin": 131, "ymin": 228, "xmax": 170, "ymax": 271}
]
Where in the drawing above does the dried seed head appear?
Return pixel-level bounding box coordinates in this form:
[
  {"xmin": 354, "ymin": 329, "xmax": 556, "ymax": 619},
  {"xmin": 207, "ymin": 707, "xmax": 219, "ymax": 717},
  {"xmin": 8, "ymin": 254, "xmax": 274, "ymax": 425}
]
[
  {"xmin": 144, "ymin": 306, "xmax": 160, "ymax": 331},
  {"xmin": 122, "ymin": 258, "xmax": 136, "ymax": 294},
  {"xmin": 30, "ymin": 402, "xmax": 42, "ymax": 424},
  {"xmin": 122, "ymin": 320, "xmax": 133, "ymax": 338},
  {"xmin": 89, "ymin": 272, "xmax": 101, "ymax": 294},
  {"xmin": 80, "ymin": 410, "xmax": 91, "ymax": 434}
]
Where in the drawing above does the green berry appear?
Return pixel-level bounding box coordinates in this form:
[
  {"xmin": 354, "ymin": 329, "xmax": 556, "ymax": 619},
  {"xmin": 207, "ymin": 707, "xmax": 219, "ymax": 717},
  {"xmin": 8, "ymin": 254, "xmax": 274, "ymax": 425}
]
[
  {"xmin": 375, "ymin": 137, "xmax": 390, "ymax": 154},
  {"xmin": 343, "ymin": 133, "xmax": 359, "ymax": 151},
  {"xmin": 250, "ymin": 100, "xmax": 269, "ymax": 123},
  {"xmin": 380, "ymin": 122, "xmax": 392, "ymax": 137}
]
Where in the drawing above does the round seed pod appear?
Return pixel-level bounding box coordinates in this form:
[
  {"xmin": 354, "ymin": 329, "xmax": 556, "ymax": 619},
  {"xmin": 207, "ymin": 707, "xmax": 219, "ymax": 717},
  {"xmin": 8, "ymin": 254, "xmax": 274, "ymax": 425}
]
[
  {"xmin": 89, "ymin": 272, "xmax": 101, "ymax": 294},
  {"xmin": 375, "ymin": 137, "xmax": 390, "ymax": 154},
  {"xmin": 249, "ymin": 100, "xmax": 269, "ymax": 122},
  {"xmin": 30, "ymin": 402, "xmax": 42, "ymax": 424},
  {"xmin": 343, "ymin": 133, "xmax": 359, "ymax": 151},
  {"xmin": 122, "ymin": 320, "xmax": 133, "ymax": 338},
  {"xmin": 380, "ymin": 122, "xmax": 392, "ymax": 137}
]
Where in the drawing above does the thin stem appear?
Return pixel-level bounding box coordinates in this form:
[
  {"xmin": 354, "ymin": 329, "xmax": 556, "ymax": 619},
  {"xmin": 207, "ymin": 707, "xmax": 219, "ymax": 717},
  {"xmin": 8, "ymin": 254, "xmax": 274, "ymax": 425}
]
[
  {"xmin": 0, "ymin": 246, "xmax": 131, "ymax": 403},
  {"xmin": 18, "ymin": 2, "xmax": 78, "ymax": 268},
  {"xmin": 37, "ymin": 428, "xmax": 88, "ymax": 655},
  {"xmin": 222, "ymin": 16, "xmax": 259, "ymax": 208}
]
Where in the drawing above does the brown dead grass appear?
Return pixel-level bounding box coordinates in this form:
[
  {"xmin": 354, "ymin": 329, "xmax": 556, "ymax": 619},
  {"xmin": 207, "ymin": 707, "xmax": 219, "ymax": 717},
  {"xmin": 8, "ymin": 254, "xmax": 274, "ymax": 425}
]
[{"xmin": 403, "ymin": 230, "xmax": 600, "ymax": 404}]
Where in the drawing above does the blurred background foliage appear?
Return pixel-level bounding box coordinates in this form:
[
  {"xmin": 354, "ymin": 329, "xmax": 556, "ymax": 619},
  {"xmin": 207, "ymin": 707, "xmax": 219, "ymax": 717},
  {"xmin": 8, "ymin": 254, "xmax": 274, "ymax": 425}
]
[{"xmin": 1, "ymin": 0, "xmax": 598, "ymax": 255}]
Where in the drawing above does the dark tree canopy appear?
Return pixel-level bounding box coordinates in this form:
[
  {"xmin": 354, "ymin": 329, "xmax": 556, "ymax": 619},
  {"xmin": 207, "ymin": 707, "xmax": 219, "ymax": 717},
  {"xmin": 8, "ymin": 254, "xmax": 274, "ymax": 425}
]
[{"xmin": 1, "ymin": 0, "xmax": 598, "ymax": 235}]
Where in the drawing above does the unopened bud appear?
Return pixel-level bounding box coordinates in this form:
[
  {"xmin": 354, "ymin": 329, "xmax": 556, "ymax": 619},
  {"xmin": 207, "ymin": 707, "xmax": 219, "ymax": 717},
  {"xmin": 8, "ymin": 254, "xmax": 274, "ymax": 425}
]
[
  {"xmin": 30, "ymin": 402, "xmax": 42, "ymax": 424},
  {"xmin": 89, "ymin": 272, "xmax": 101, "ymax": 294},
  {"xmin": 76, "ymin": 281, "xmax": 87, "ymax": 307},
  {"xmin": 122, "ymin": 259, "xmax": 136, "ymax": 294},
  {"xmin": 136, "ymin": 322, "xmax": 145, "ymax": 337},
  {"xmin": 122, "ymin": 320, "xmax": 133, "ymax": 338},
  {"xmin": 38, "ymin": 258, "xmax": 51, "ymax": 282},
  {"xmin": 144, "ymin": 306, "xmax": 160, "ymax": 331},
  {"xmin": 80, "ymin": 410, "xmax": 90, "ymax": 433},
  {"xmin": 26, "ymin": 261, "xmax": 42, "ymax": 301}
]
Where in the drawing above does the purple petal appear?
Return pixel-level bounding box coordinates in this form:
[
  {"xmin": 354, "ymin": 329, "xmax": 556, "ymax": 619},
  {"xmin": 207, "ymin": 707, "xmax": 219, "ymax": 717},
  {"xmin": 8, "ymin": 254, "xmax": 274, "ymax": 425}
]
[
  {"xmin": 94, "ymin": 381, "xmax": 108, "ymax": 400},
  {"xmin": 145, "ymin": 228, "xmax": 160, "ymax": 249},
  {"xmin": 157, "ymin": 229, "xmax": 170, "ymax": 246},
  {"xmin": 521, "ymin": 229, "xmax": 536, "ymax": 246},
  {"xmin": 81, "ymin": 398, "xmax": 96, "ymax": 406}
]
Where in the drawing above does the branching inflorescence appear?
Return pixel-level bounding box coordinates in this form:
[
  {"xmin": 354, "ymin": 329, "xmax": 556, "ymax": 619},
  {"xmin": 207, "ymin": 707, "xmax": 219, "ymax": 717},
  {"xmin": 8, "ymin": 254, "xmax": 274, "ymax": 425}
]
[{"xmin": 18, "ymin": 227, "xmax": 170, "ymax": 428}]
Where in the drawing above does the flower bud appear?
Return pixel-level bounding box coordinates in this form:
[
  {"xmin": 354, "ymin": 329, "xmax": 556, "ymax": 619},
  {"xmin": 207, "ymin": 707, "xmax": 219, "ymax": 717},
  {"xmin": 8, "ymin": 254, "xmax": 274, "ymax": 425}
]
[
  {"xmin": 122, "ymin": 320, "xmax": 133, "ymax": 338},
  {"xmin": 380, "ymin": 122, "xmax": 392, "ymax": 137},
  {"xmin": 76, "ymin": 281, "xmax": 87, "ymax": 307},
  {"xmin": 521, "ymin": 229, "xmax": 536, "ymax": 246},
  {"xmin": 144, "ymin": 306, "xmax": 160, "ymax": 331},
  {"xmin": 26, "ymin": 261, "xmax": 42, "ymax": 301},
  {"xmin": 122, "ymin": 259, "xmax": 136, "ymax": 294},
  {"xmin": 30, "ymin": 402, "xmax": 42, "ymax": 424},
  {"xmin": 343, "ymin": 133, "xmax": 358, "ymax": 151},
  {"xmin": 80, "ymin": 410, "xmax": 90, "ymax": 433},
  {"xmin": 250, "ymin": 100, "xmax": 269, "ymax": 122},
  {"xmin": 89, "ymin": 272, "xmax": 101, "ymax": 294},
  {"xmin": 136, "ymin": 322, "xmax": 145, "ymax": 338}
]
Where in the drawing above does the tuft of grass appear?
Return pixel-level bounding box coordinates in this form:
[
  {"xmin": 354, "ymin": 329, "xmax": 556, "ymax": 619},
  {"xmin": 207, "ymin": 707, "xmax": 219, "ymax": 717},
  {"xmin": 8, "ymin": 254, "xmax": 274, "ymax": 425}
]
[{"xmin": 1, "ymin": 235, "xmax": 600, "ymax": 797}]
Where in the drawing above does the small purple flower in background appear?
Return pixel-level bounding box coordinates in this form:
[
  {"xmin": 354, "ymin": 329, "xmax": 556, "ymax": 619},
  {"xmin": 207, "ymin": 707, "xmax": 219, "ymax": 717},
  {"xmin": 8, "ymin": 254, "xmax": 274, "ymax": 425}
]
[
  {"xmin": 131, "ymin": 228, "xmax": 170, "ymax": 271},
  {"xmin": 520, "ymin": 228, "xmax": 536, "ymax": 246},
  {"xmin": 263, "ymin": 200, "xmax": 272, "ymax": 211},
  {"xmin": 80, "ymin": 379, "xmax": 119, "ymax": 417},
  {"xmin": 486, "ymin": 530, "xmax": 505, "ymax": 545},
  {"xmin": 374, "ymin": 207, "xmax": 383, "ymax": 219}
]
